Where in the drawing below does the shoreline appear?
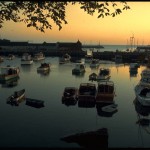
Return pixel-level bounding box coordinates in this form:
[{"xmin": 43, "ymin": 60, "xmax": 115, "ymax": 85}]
[{"xmin": 0, "ymin": 50, "xmax": 148, "ymax": 63}]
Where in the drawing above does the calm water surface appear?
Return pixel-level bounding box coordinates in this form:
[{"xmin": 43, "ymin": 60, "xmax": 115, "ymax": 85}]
[{"xmin": 0, "ymin": 56, "xmax": 149, "ymax": 148}]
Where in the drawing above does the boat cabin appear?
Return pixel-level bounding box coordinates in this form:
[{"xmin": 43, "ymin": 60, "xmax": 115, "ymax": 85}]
[{"xmin": 96, "ymin": 81, "xmax": 115, "ymax": 103}]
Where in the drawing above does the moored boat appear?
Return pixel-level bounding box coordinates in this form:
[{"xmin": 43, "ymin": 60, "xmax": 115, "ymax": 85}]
[
  {"xmin": 141, "ymin": 68, "xmax": 150, "ymax": 79},
  {"xmin": 26, "ymin": 98, "xmax": 44, "ymax": 108},
  {"xmin": 90, "ymin": 59, "xmax": 100, "ymax": 68},
  {"xmin": 62, "ymin": 87, "xmax": 78, "ymax": 105},
  {"xmin": 33, "ymin": 52, "xmax": 45, "ymax": 61},
  {"xmin": 21, "ymin": 53, "xmax": 33, "ymax": 65},
  {"xmin": 72, "ymin": 63, "xmax": 86, "ymax": 74},
  {"xmin": 37, "ymin": 62, "xmax": 51, "ymax": 71},
  {"xmin": 96, "ymin": 103, "xmax": 118, "ymax": 117},
  {"xmin": 78, "ymin": 83, "xmax": 96, "ymax": 103},
  {"xmin": 84, "ymin": 50, "xmax": 93, "ymax": 63},
  {"xmin": 101, "ymin": 103, "xmax": 118, "ymax": 113},
  {"xmin": 97, "ymin": 68, "xmax": 110, "ymax": 81},
  {"xmin": 96, "ymin": 80, "xmax": 115, "ymax": 104},
  {"xmin": 0, "ymin": 65, "xmax": 20, "ymax": 81},
  {"xmin": 59, "ymin": 53, "xmax": 71, "ymax": 64},
  {"xmin": 89, "ymin": 72, "xmax": 98, "ymax": 81},
  {"xmin": 134, "ymin": 84, "xmax": 150, "ymax": 106},
  {"xmin": 6, "ymin": 89, "xmax": 25, "ymax": 106}
]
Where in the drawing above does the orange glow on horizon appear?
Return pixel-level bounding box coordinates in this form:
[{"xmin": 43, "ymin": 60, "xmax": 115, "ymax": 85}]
[{"xmin": 1, "ymin": 2, "xmax": 150, "ymax": 45}]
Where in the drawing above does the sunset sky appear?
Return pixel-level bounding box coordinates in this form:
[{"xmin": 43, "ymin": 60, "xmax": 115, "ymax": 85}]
[{"xmin": 1, "ymin": 2, "xmax": 150, "ymax": 45}]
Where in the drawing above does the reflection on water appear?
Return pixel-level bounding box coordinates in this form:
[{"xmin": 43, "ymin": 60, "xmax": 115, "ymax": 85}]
[
  {"xmin": 0, "ymin": 76, "xmax": 19, "ymax": 88},
  {"xmin": 37, "ymin": 69, "xmax": 50, "ymax": 76},
  {"xmin": 0, "ymin": 57, "xmax": 150, "ymax": 148},
  {"xmin": 72, "ymin": 72, "xmax": 85, "ymax": 78},
  {"xmin": 21, "ymin": 64, "xmax": 33, "ymax": 72},
  {"xmin": 134, "ymin": 98, "xmax": 150, "ymax": 139},
  {"xmin": 78, "ymin": 100, "xmax": 95, "ymax": 108}
]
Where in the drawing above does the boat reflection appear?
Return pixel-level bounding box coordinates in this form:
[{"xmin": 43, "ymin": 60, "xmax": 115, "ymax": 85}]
[
  {"xmin": 0, "ymin": 77, "xmax": 19, "ymax": 88},
  {"xmin": 129, "ymin": 70, "xmax": 138, "ymax": 77},
  {"xmin": 62, "ymin": 100, "xmax": 77, "ymax": 106},
  {"xmin": 96, "ymin": 103, "xmax": 118, "ymax": 117},
  {"xmin": 72, "ymin": 72, "xmax": 85, "ymax": 78},
  {"xmin": 37, "ymin": 69, "xmax": 50, "ymax": 76},
  {"xmin": 134, "ymin": 98, "xmax": 150, "ymax": 127},
  {"xmin": 61, "ymin": 128, "xmax": 108, "ymax": 149},
  {"xmin": 78, "ymin": 100, "xmax": 95, "ymax": 108},
  {"xmin": 21, "ymin": 65, "xmax": 32, "ymax": 72}
]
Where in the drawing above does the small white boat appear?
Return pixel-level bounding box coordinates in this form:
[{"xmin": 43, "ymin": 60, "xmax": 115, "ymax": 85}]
[
  {"xmin": 37, "ymin": 63, "xmax": 51, "ymax": 71},
  {"xmin": 59, "ymin": 53, "xmax": 71, "ymax": 63},
  {"xmin": 21, "ymin": 53, "xmax": 33, "ymax": 65},
  {"xmin": 33, "ymin": 52, "xmax": 45, "ymax": 61},
  {"xmin": 0, "ymin": 66, "xmax": 20, "ymax": 81},
  {"xmin": 101, "ymin": 104, "xmax": 118, "ymax": 113},
  {"xmin": 72, "ymin": 63, "xmax": 86, "ymax": 74},
  {"xmin": 97, "ymin": 68, "xmax": 111, "ymax": 80},
  {"xmin": 85, "ymin": 50, "xmax": 93, "ymax": 63},
  {"xmin": 134, "ymin": 84, "xmax": 150, "ymax": 106},
  {"xmin": 7, "ymin": 89, "xmax": 25, "ymax": 106}
]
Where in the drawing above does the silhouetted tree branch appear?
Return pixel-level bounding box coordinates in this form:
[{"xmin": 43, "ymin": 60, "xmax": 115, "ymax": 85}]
[{"xmin": 0, "ymin": 1, "xmax": 130, "ymax": 32}]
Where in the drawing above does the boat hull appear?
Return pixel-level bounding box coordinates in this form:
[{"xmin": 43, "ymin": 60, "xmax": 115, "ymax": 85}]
[
  {"xmin": 136, "ymin": 95, "xmax": 150, "ymax": 106},
  {"xmin": 7, "ymin": 89, "xmax": 25, "ymax": 105},
  {"xmin": 33, "ymin": 57, "xmax": 45, "ymax": 61},
  {"xmin": 0, "ymin": 74, "xmax": 19, "ymax": 81},
  {"xmin": 21, "ymin": 60, "xmax": 33, "ymax": 65},
  {"xmin": 97, "ymin": 75, "xmax": 110, "ymax": 80},
  {"xmin": 37, "ymin": 67, "xmax": 50, "ymax": 71},
  {"xmin": 134, "ymin": 84, "xmax": 150, "ymax": 106}
]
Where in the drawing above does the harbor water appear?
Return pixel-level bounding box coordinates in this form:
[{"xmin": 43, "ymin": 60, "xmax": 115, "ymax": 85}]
[{"xmin": 0, "ymin": 55, "xmax": 150, "ymax": 148}]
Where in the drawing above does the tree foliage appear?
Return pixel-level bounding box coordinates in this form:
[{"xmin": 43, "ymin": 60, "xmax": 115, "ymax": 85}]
[{"xmin": 0, "ymin": 1, "xmax": 130, "ymax": 32}]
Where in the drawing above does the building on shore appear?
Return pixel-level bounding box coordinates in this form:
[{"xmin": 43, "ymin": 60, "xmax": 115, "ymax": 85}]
[{"xmin": 0, "ymin": 39, "xmax": 83, "ymax": 55}]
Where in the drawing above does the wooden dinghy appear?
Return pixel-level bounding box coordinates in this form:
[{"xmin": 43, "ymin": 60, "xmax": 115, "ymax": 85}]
[
  {"xmin": 7, "ymin": 89, "xmax": 25, "ymax": 106},
  {"xmin": 26, "ymin": 98, "xmax": 44, "ymax": 108},
  {"xmin": 101, "ymin": 103, "xmax": 118, "ymax": 113}
]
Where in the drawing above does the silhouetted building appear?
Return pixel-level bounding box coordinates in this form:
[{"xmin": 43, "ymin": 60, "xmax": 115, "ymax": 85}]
[
  {"xmin": 57, "ymin": 40, "xmax": 82, "ymax": 52},
  {"xmin": 0, "ymin": 39, "xmax": 82, "ymax": 53}
]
